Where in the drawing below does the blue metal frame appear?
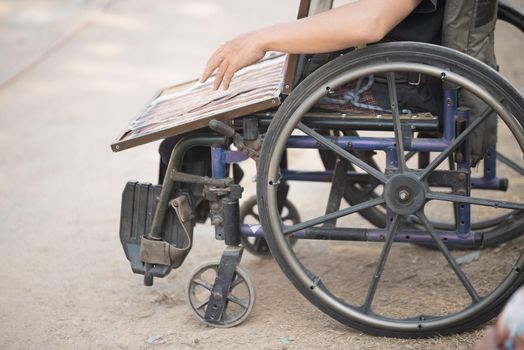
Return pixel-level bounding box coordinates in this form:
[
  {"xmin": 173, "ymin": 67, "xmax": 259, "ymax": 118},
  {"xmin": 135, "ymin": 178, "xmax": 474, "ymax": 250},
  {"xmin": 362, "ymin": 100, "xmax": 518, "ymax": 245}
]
[
  {"xmin": 455, "ymin": 108, "xmax": 472, "ymax": 237},
  {"xmin": 208, "ymin": 89, "xmax": 506, "ymax": 246}
]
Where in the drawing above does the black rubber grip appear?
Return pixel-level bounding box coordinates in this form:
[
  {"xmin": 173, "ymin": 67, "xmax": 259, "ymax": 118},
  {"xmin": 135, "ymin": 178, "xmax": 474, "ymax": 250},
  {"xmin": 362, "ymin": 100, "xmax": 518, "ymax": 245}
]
[{"xmin": 209, "ymin": 119, "xmax": 236, "ymax": 138}]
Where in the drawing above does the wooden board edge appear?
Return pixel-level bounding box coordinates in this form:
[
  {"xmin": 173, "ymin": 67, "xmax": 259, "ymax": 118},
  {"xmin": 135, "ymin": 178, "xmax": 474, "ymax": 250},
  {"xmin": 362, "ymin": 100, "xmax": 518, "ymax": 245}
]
[{"xmin": 111, "ymin": 96, "xmax": 281, "ymax": 152}]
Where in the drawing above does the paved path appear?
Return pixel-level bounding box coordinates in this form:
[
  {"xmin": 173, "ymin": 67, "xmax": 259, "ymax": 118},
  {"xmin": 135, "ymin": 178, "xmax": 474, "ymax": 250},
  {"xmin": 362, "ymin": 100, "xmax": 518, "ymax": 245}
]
[{"xmin": 0, "ymin": 1, "xmax": 522, "ymax": 349}]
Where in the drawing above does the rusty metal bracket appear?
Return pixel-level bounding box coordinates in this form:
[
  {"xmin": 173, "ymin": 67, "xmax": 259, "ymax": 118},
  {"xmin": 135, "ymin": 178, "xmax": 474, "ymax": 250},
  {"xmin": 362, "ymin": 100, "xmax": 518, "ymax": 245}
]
[{"xmin": 209, "ymin": 119, "xmax": 260, "ymax": 164}]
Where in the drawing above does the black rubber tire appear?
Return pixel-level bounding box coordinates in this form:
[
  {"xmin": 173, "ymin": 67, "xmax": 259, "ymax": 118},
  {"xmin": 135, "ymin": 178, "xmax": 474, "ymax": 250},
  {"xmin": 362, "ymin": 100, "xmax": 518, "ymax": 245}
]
[
  {"xmin": 257, "ymin": 42, "xmax": 524, "ymax": 337},
  {"xmin": 498, "ymin": 0, "xmax": 524, "ymax": 32},
  {"xmin": 186, "ymin": 260, "xmax": 255, "ymax": 327}
]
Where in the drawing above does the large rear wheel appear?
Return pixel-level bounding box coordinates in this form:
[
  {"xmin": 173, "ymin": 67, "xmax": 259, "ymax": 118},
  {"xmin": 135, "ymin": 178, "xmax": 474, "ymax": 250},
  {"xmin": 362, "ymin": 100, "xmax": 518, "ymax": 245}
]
[
  {"xmin": 257, "ymin": 42, "xmax": 524, "ymax": 337},
  {"xmin": 317, "ymin": 3, "xmax": 524, "ymax": 238}
]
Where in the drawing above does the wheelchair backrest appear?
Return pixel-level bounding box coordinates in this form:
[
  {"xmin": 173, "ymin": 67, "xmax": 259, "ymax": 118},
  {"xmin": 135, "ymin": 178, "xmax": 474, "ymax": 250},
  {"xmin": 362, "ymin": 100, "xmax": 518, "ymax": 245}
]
[{"xmin": 283, "ymin": 0, "xmax": 334, "ymax": 94}]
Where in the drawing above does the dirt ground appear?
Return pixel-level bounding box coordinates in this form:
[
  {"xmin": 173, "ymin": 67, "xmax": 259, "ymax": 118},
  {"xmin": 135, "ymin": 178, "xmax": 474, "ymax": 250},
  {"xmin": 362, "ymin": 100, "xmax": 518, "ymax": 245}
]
[{"xmin": 0, "ymin": 0, "xmax": 523, "ymax": 349}]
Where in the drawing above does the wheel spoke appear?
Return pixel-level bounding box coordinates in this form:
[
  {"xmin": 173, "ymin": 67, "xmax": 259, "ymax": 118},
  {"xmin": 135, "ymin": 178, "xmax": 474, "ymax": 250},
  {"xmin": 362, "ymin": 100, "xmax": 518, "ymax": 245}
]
[
  {"xmin": 405, "ymin": 151, "xmax": 417, "ymax": 162},
  {"xmin": 416, "ymin": 212, "xmax": 481, "ymax": 303},
  {"xmin": 192, "ymin": 279, "xmax": 213, "ymax": 291},
  {"xmin": 194, "ymin": 300, "xmax": 209, "ymax": 311},
  {"xmin": 496, "ymin": 151, "xmax": 524, "ymax": 175},
  {"xmin": 230, "ymin": 276, "xmax": 244, "ymax": 289},
  {"xmin": 297, "ymin": 122, "xmax": 388, "ymax": 183},
  {"xmin": 248, "ymin": 210, "xmax": 260, "ymax": 222},
  {"xmin": 427, "ymin": 192, "xmax": 524, "ymax": 211},
  {"xmin": 362, "ymin": 214, "xmax": 401, "ymax": 313},
  {"xmin": 351, "ymin": 183, "xmax": 381, "ymax": 203},
  {"xmin": 226, "ymin": 295, "xmax": 248, "ymax": 309},
  {"xmin": 387, "ymin": 73, "xmax": 407, "ymax": 173},
  {"xmin": 419, "ymin": 106, "xmax": 493, "ymax": 181},
  {"xmin": 283, "ymin": 197, "xmax": 385, "ymax": 235}
]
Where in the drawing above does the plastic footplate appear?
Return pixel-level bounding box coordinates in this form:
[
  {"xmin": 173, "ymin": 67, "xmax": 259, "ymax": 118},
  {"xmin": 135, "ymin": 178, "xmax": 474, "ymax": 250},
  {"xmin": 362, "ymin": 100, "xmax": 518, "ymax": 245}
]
[{"xmin": 119, "ymin": 181, "xmax": 190, "ymax": 276}]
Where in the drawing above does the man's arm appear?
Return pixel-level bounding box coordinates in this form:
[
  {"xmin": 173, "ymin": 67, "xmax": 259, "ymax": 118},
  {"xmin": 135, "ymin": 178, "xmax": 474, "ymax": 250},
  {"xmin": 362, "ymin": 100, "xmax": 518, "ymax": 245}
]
[{"xmin": 201, "ymin": 0, "xmax": 422, "ymax": 90}]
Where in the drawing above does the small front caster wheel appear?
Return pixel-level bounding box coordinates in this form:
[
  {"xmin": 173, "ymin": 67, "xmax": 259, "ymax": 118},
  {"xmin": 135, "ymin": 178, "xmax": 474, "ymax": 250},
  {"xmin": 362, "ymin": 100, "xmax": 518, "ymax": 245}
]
[
  {"xmin": 186, "ymin": 261, "xmax": 255, "ymax": 328},
  {"xmin": 240, "ymin": 195, "xmax": 300, "ymax": 257}
]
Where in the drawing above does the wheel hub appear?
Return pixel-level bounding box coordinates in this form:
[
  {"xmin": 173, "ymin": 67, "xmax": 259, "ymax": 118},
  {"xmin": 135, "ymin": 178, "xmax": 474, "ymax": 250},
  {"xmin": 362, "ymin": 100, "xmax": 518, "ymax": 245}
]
[{"xmin": 384, "ymin": 173, "xmax": 426, "ymax": 215}]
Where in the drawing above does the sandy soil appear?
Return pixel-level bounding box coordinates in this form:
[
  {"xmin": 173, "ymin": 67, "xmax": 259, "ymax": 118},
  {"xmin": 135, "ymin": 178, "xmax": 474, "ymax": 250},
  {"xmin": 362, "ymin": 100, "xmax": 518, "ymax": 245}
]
[{"xmin": 0, "ymin": 0, "xmax": 523, "ymax": 349}]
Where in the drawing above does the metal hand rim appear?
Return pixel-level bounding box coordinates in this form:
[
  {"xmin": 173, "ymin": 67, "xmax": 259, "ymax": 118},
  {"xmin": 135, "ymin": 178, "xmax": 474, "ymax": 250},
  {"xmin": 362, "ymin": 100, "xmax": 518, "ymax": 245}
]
[{"xmin": 262, "ymin": 61, "xmax": 524, "ymax": 332}]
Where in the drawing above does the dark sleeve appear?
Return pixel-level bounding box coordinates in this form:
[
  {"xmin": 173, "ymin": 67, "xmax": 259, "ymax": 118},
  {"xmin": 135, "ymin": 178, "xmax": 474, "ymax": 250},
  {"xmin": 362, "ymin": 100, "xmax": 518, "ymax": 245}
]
[
  {"xmin": 414, "ymin": 0, "xmax": 438, "ymax": 13},
  {"xmin": 383, "ymin": 0, "xmax": 445, "ymax": 44}
]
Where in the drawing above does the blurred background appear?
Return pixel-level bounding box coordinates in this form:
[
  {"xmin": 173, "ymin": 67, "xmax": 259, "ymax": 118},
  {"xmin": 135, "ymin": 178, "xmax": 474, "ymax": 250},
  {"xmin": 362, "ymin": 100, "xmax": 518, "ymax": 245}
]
[{"xmin": 0, "ymin": 0, "xmax": 522, "ymax": 349}]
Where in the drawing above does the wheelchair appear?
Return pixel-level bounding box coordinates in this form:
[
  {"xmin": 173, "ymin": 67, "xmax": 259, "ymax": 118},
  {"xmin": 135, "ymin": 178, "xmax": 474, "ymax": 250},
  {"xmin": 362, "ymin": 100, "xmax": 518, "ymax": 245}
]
[{"xmin": 111, "ymin": 0, "xmax": 524, "ymax": 337}]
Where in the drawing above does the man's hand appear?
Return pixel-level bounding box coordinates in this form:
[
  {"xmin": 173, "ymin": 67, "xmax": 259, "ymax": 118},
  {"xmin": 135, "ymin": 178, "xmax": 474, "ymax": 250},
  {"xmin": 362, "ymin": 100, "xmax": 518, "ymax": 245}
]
[{"xmin": 200, "ymin": 32, "xmax": 266, "ymax": 90}]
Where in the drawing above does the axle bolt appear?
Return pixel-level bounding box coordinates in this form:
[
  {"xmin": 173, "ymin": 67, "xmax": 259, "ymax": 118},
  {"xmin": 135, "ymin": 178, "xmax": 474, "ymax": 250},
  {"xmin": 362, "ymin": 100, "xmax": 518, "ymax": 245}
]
[{"xmin": 398, "ymin": 189, "xmax": 410, "ymax": 201}]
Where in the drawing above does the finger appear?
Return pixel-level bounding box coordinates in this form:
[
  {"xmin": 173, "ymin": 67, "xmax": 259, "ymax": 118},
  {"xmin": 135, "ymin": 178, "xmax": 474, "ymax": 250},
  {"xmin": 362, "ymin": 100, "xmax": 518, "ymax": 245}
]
[
  {"xmin": 201, "ymin": 58, "xmax": 220, "ymax": 83},
  {"xmin": 201, "ymin": 53, "xmax": 223, "ymax": 83},
  {"xmin": 213, "ymin": 61, "xmax": 229, "ymax": 90},
  {"xmin": 222, "ymin": 64, "xmax": 237, "ymax": 90},
  {"xmin": 474, "ymin": 327, "xmax": 497, "ymax": 350},
  {"xmin": 496, "ymin": 315, "xmax": 512, "ymax": 348},
  {"xmin": 516, "ymin": 335, "xmax": 524, "ymax": 350}
]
